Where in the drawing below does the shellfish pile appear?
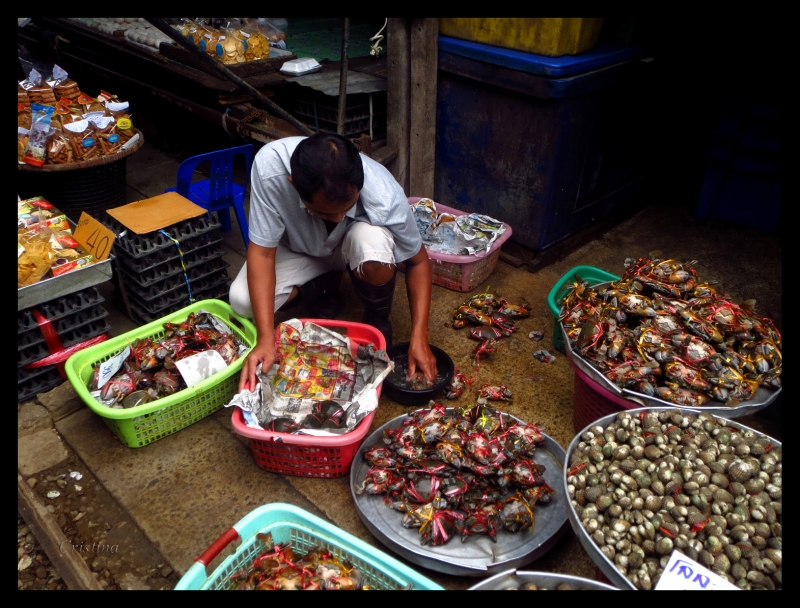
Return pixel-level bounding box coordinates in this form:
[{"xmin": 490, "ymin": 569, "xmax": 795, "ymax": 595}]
[
  {"xmin": 558, "ymin": 258, "xmax": 782, "ymax": 407},
  {"xmin": 567, "ymin": 409, "xmax": 781, "ymax": 590},
  {"xmin": 355, "ymin": 402, "xmax": 554, "ymax": 546}
]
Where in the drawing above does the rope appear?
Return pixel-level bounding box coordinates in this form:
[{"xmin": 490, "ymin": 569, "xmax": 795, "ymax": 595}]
[
  {"xmin": 159, "ymin": 229, "xmax": 195, "ymax": 305},
  {"xmin": 370, "ymin": 18, "xmax": 388, "ymax": 56}
]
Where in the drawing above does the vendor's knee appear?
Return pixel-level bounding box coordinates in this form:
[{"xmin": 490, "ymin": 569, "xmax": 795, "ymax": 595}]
[
  {"xmin": 353, "ymin": 260, "xmax": 396, "ymax": 285},
  {"xmin": 229, "ymin": 287, "xmax": 253, "ymax": 319}
]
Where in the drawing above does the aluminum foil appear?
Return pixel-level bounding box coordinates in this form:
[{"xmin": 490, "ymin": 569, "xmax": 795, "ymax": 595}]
[{"xmin": 411, "ymin": 198, "xmax": 506, "ymax": 256}]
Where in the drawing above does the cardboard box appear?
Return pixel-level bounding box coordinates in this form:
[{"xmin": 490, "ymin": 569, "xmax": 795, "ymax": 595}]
[{"xmin": 106, "ymin": 192, "xmax": 207, "ymax": 234}]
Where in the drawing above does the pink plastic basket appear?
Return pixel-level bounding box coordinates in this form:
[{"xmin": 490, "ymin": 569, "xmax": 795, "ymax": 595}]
[
  {"xmin": 569, "ymin": 358, "xmax": 642, "ymax": 433},
  {"xmin": 401, "ymin": 197, "xmax": 513, "ymax": 292},
  {"xmin": 231, "ymin": 319, "xmax": 386, "ymax": 478}
]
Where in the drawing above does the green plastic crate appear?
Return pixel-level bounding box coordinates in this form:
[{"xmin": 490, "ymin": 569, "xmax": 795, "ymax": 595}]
[
  {"xmin": 64, "ymin": 299, "xmax": 257, "ymax": 448},
  {"xmin": 176, "ymin": 503, "xmax": 444, "ymax": 590},
  {"xmin": 546, "ymin": 265, "xmax": 620, "ymax": 353}
]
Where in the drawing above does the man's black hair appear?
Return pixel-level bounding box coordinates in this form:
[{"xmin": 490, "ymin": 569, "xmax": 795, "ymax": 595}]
[{"xmin": 290, "ymin": 133, "xmax": 364, "ymax": 204}]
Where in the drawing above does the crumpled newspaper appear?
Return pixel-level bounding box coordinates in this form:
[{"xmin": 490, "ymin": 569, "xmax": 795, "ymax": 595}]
[
  {"xmin": 410, "ymin": 198, "xmax": 506, "ymax": 257},
  {"xmin": 226, "ymin": 319, "xmax": 393, "ymax": 436}
]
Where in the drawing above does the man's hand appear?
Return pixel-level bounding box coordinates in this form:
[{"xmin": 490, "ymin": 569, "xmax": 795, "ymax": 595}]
[
  {"xmin": 239, "ymin": 339, "xmax": 277, "ymax": 392},
  {"xmin": 407, "ymin": 338, "xmax": 438, "ymax": 384}
]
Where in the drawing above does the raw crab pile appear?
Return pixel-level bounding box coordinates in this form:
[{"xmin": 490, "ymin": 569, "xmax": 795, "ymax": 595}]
[
  {"xmin": 88, "ymin": 312, "xmax": 242, "ymax": 408},
  {"xmin": 355, "ymin": 402, "xmax": 554, "ymax": 546},
  {"xmin": 450, "ymin": 286, "xmax": 532, "ymax": 368},
  {"xmin": 226, "ymin": 532, "xmax": 372, "ymax": 590},
  {"xmin": 558, "ymin": 258, "xmax": 782, "ymax": 407}
]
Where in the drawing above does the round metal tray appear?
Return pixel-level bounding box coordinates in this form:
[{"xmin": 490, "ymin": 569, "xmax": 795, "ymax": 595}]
[
  {"xmin": 563, "ymin": 406, "xmax": 783, "ymax": 590},
  {"xmin": 559, "ymin": 285, "xmax": 781, "ymax": 418},
  {"xmin": 350, "ymin": 408, "xmax": 569, "ymax": 577},
  {"xmin": 467, "ymin": 567, "xmax": 619, "ymax": 590}
]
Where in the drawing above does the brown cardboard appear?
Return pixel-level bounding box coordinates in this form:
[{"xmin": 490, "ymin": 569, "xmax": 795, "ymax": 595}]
[{"xmin": 106, "ymin": 192, "xmax": 207, "ymax": 234}]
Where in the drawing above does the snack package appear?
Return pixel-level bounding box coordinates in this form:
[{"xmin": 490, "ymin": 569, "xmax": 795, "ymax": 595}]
[
  {"xmin": 18, "ymin": 197, "xmax": 70, "ymax": 232},
  {"xmin": 18, "ymin": 127, "xmax": 30, "ymax": 163},
  {"xmin": 77, "ymin": 92, "xmax": 107, "ymax": 116},
  {"xmin": 49, "ymin": 231, "xmax": 94, "ymax": 277},
  {"xmin": 18, "ymin": 226, "xmax": 57, "ymax": 287},
  {"xmin": 218, "ymin": 28, "xmax": 247, "ymax": 64},
  {"xmin": 23, "ymin": 103, "xmax": 56, "ymax": 167},
  {"xmin": 18, "ymin": 102, "xmax": 32, "ymax": 129},
  {"xmin": 18, "ymin": 85, "xmax": 31, "ymax": 110},
  {"xmin": 198, "ymin": 25, "xmax": 224, "ymax": 57},
  {"xmin": 49, "ymin": 64, "xmax": 81, "ymax": 103},
  {"xmin": 20, "ymin": 68, "xmax": 58, "ymax": 106},
  {"xmin": 256, "ymin": 18, "xmax": 287, "ymax": 48},
  {"xmin": 236, "ymin": 23, "xmax": 270, "ymax": 60},
  {"xmin": 46, "ymin": 131, "xmax": 74, "ymax": 165}
]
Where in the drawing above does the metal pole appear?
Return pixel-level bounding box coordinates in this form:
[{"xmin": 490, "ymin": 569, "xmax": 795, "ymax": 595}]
[
  {"xmin": 337, "ymin": 18, "xmax": 350, "ymax": 135},
  {"xmin": 144, "ymin": 18, "xmax": 314, "ymax": 136}
]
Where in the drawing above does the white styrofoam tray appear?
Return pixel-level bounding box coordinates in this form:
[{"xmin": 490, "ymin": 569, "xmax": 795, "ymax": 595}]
[{"xmin": 280, "ymin": 57, "xmax": 322, "ymax": 76}]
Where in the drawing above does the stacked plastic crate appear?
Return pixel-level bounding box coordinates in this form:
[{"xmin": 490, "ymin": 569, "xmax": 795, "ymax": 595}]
[
  {"xmin": 104, "ymin": 213, "xmax": 232, "ymax": 325},
  {"xmin": 18, "ymin": 286, "xmax": 111, "ymax": 401}
]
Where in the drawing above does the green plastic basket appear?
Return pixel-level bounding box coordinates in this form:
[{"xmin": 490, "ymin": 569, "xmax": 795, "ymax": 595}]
[
  {"xmin": 176, "ymin": 503, "xmax": 444, "ymax": 590},
  {"xmin": 64, "ymin": 299, "xmax": 257, "ymax": 448},
  {"xmin": 546, "ymin": 265, "xmax": 620, "ymax": 353}
]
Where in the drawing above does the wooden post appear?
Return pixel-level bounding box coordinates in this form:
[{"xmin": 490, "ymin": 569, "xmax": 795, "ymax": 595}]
[
  {"xmin": 386, "ymin": 18, "xmax": 411, "ymax": 193},
  {"xmin": 409, "ymin": 18, "xmax": 438, "ymax": 198}
]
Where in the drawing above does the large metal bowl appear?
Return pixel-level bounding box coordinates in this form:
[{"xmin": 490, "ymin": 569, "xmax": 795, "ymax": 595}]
[
  {"xmin": 559, "ymin": 282, "xmax": 782, "ymax": 419},
  {"xmin": 350, "ymin": 408, "xmax": 569, "ymax": 577},
  {"xmin": 563, "ymin": 406, "xmax": 782, "ymax": 590},
  {"xmin": 467, "ymin": 567, "xmax": 619, "ymax": 590}
]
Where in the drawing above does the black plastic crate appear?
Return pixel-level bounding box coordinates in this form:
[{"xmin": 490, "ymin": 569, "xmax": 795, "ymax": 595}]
[
  {"xmin": 117, "ymin": 280, "xmax": 231, "ymax": 326},
  {"xmin": 18, "ymin": 286, "xmax": 105, "ymax": 334},
  {"xmin": 103, "ymin": 213, "xmax": 222, "ymax": 259},
  {"xmin": 120, "ymin": 271, "xmax": 231, "ymax": 315},
  {"xmin": 112, "ymin": 237, "xmax": 226, "ymax": 274},
  {"xmin": 117, "ymin": 250, "xmax": 229, "ymax": 290},
  {"xmin": 18, "ymin": 365, "xmax": 64, "ymax": 401},
  {"xmin": 18, "ymin": 304, "xmax": 109, "ymax": 350},
  {"xmin": 18, "ymin": 317, "xmax": 112, "ymax": 368}
]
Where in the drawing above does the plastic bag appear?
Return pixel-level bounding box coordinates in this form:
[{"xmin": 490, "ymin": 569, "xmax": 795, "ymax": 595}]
[
  {"xmin": 257, "ymin": 17, "xmax": 287, "ymax": 48},
  {"xmin": 50, "ymin": 64, "xmax": 82, "ymax": 103},
  {"xmin": 18, "ymin": 225, "xmax": 56, "ymax": 287},
  {"xmin": 23, "ymin": 103, "xmax": 55, "ymax": 166},
  {"xmin": 20, "ymin": 68, "xmax": 58, "ymax": 106}
]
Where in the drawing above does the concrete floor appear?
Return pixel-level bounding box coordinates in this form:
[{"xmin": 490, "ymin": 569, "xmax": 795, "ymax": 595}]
[{"xmin": 27, "ymin": 137, "xmax": 782, "ymax": 589}]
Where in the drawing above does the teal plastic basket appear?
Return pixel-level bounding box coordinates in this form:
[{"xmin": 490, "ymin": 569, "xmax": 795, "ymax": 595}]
[
  {"xmin": 176, "ymin": 503, "xmax": 444, "ymax": 590},
  {"xmin": 546, "ymin": 265, "xmax": 620, "ymax": 353}
]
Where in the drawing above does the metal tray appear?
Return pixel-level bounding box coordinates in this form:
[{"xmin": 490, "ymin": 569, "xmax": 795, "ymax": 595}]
[
  {"xmin": 18, "ymin": 255, "xmax": 113, "ymax": 312},
  {"xmin": 563, "ymin": 406, "xmax": 782, "ymax": 590},
  {"xmin": 560, "ymin": 298, "xmax": 781, "ymax": 419},
  {"xmin": 350, "ymin": 408, "xmax": 569, "ymax": 577},
  {"xmin": 467, "ymin": 567, "xmax": 619, "ymax": 590}
]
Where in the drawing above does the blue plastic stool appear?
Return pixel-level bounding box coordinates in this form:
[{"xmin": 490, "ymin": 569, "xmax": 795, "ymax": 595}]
[{"xmin": 166, "ymin": 144, "xmax": 254, "ymax": 247}]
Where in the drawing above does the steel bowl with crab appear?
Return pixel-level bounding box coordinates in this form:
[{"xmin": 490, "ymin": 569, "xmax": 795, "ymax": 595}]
[{"xmin": 350, "ymin": 403, "xmax": 569, "ymax": 576}]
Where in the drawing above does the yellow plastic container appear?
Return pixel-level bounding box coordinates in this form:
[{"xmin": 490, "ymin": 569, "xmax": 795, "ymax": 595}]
[{"xmin": 439, "ymin": 18, "xmax": 604, "ymax": 57}]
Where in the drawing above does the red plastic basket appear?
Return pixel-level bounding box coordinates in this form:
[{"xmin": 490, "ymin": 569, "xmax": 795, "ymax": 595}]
[
  {"xmin": 231, "ymin": 319, "xmax": 386, "ymax": 478},
  {"xmin": 569, "ymin": 359, "xmax": 643, "ymax": 433}
]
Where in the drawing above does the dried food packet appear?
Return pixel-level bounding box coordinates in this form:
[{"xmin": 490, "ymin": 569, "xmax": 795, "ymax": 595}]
[
  {"xmin": 18, "ymin": 127, "xmax": 30, "ymax": 163},
  {"xmin": 256, "ymin": 18, "xmax": 287, "ymax": 49},
  {"xmin": 49, "ymin": 64, "xmax": 81, "ymax": 103},
  {"xmin": 218, "ymin": 27, "xmax": 247, "ymax": 64},
  {"xmin": 20, "ymin": 67, "xmax": 58, "ymax": 106},
  {"xmin": 23, "ymin": 103, "xmax": 56, "ymax": 167},
  {"xmin": 18, "ymin": 225, "xmax": 57, "ymax": 287},
  {"xmin": 47, "ymin": 131, "xmax": 73, "ymax": 164},
  {"xmin": 18, "ymin": 102, "xmax": 32, "ymax": 129}
]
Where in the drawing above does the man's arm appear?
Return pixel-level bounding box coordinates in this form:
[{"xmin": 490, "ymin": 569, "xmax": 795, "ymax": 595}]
[
  {"xmin": 239, "ymin": 243, "xmax": 279, "ymax": 392},
  {"xmin": 403, "ymin": 246, "xmax": 438, "ymax": 382}
]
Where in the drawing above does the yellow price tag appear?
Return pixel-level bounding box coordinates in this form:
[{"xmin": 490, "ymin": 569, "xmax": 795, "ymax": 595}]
[{"xmin": 73, "ymin": 212, "xmax": 116, "ymax": 261}]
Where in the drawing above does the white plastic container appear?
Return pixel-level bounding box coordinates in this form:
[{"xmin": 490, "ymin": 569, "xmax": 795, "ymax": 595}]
[{"xmin": 280, "ymin": 57, "xmax": 321, "ymax": 76}]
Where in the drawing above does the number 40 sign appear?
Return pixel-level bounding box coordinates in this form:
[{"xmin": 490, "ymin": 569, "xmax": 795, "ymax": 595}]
[{"xmin": 73, "ymin": 212, "xmax": 116, "ymax": 261}]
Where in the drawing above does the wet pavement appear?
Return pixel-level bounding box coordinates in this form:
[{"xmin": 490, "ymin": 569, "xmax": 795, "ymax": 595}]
[{"xmin": 18, "ymin": 137, "xmax": 782, "ymax": 590}]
